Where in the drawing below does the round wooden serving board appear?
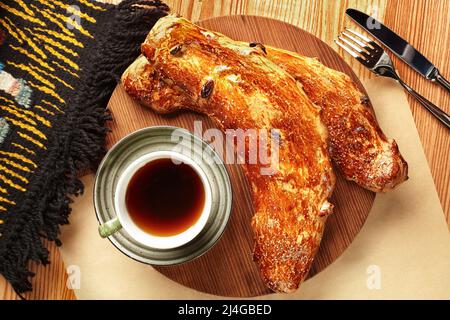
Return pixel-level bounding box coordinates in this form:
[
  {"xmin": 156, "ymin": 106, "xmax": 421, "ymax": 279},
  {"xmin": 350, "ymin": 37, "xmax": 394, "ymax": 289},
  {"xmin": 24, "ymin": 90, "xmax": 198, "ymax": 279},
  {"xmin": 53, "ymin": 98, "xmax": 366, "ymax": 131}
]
[{"xmin": 106, "ymin": 16, "xmax": 375, "ymax": 297}]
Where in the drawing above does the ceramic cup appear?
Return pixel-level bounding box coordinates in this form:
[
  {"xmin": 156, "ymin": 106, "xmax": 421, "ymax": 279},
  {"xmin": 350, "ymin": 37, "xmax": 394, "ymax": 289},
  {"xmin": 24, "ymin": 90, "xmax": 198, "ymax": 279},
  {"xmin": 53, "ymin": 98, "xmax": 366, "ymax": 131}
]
[
  {"xmin": 98, "ymin": 150, "xmax": 213, "ymax": 249},
  {"xmin": 94, "ymin": 126, "xmax": 232, "ymax": 265}
]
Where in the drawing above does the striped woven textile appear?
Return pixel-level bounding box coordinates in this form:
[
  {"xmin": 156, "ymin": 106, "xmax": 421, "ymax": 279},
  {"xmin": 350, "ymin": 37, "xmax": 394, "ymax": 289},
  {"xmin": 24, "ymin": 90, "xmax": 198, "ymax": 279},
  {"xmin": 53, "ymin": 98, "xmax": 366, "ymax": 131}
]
[{"xmin": 0, "ymin": 0, "xmax": 169, "ymax": 294}]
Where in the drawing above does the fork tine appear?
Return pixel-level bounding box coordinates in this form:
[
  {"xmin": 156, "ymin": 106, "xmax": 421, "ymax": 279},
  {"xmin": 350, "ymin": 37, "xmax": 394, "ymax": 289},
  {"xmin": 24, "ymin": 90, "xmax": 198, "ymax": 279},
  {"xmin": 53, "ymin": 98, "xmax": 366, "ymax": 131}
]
[
  {"xmin": 345, "ymin": 28, "xmax": 372, "ymax": 43},
  {"xmin": 338, "ymin": 35, "xmax": 366, "ymax": 54},
  {"xmin": 334, "ymin": 39, "xmax": 359, "ymax": 58},
  {"xmin": 342, "ymin": 31, "xmax": 370, "ymax": 49}
]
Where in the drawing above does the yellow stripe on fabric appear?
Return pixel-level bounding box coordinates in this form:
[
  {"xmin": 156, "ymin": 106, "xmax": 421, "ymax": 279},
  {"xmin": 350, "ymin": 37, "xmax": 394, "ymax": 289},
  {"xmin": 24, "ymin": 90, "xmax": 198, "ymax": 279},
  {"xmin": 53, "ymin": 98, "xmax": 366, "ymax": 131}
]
[
  {"xmin": 51, "ymin": 0, "xmax": 97, "ymax": 23},
  {"xmin": 36, "ymin": 0, "xmax": 55, "ymax": 10},
  {"xmin": 0, "ymin": 187, "xmax": 7, "ymax": 195},
  {"xmin": 67, "ymin": 20, "xmax": 93, "ymax": 39},
  {"xmin": 28, "ymin": 81, "xmax": 65, "ymax": 104},
  {"xmin": 0, "ymin": 97, "xmax": 14, "ymax": 105},
  {"xmin": 51, "ymin": 61, "xmax": 79, "ymax": 78},
  {"xmin": 0, "ymin": 158, "xmax": 32, "ymax": 173},
  {"xmin": 6, "ymin": 104, "xmax": 51, "ymax": 127},
  {"xmin": 11, "ymin": 143, "xmax": 36, "ymax": 156},
  {"xmin": 0, "ymin": 18, "xmax": 23, "ymax": 44},
  {"xmin": 0, "ymin": 151, "xmax": 37, "ymax": 168},
  {"xmin": 17, "ymin": 132, "xmax": 46, "ymax": 150},
  {"xmin": 0, "ymin": 208, "xmax": 7, "ymax": 213},
  {"xmin": 34, "ymin": 105, "xmax": 55, "ymax": 116},
  {"xmin": 0, "ymin": 174, "xmax": 26, "ymax": 192},
  {"xmin": 3, "ymin": 116, "xmax": 42, "ymax": 140},
  {"xmin": 0, "ymin": 165, "xmax": 28, "ymax": 184},
  {"xmin": 7, "ymin": 104, "xmax": 39, "ymax": 125},
  {"xmin": 28, "ymin": 63, "xmax": 75, "ymax": 90},
  {"xmin": 31, "ymin": 33, "xmax": 78, "ymax": 58},
  {"xmin": 20, "ymin": 109, "xmax": 51, "ymax": 128},
  {"xmin": 78, "ymin": 0, "xmax": 107, "ymax": 12},
  {"xmin": 10, "ymin": 45, "xmax": 55, "ymax": 72},
  {"xmin": 33, "ymin": 28, "xmax": 84, "ymax": 48},
  {"xmin": 30, "ymin": 5, "xmax": 73, "ymax": 37},
  {"xmin": 0, "ymin": 197, "xmax": 12, "ymax": 207},
  {"xmin": 11, "ymin": 20, "xmax": 47, "ymax": 59},
  {"xmin": 16, "ymin": 0, "xmax": 35, "ymax": 17},
  {"xmin": 41, "ymin": 100, "xmax": 63, "ymax": 113},
  {"xmin": 0, "ymin": 3, "xmax": 46, "ymax": 27},
  {"xmin": 44, "ymin": 45, "xmax": 79, "ymax": 71},
  {"xmin": 4, "ymin": 117, "xmax": 47, "ymax": 140},
  {"xmin": 0, "ymin": 197, "xmax": 15, "ymax": 206},
  {"xmin": 46, "ymin": 9, "xmax": 93, "ymax": 39},
  {"xmin": 0, "ymin": 105, "xmax": 37, "ymax": 126},
  {"xmin": 6, "ymin": 61, "xmax": 55, "ymax": 89}
]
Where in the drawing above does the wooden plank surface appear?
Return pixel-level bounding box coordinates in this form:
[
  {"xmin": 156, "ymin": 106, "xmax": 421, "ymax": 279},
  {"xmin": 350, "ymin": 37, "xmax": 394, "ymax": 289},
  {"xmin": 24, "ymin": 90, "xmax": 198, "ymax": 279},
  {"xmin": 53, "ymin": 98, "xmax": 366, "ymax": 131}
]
[
  {"xmin": 1, "ymin": 0, "xmax": 449, "ymax": 300},
  {"xmin": 383, "ymin": 0, "xmax": 450, "ymax": 224}
]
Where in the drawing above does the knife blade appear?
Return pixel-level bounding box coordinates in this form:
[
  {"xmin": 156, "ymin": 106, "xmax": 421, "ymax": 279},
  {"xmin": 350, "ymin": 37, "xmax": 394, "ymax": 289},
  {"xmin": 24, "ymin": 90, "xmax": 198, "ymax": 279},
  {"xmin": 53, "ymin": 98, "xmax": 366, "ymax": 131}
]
[{"xmin": 346, "ymin": 8, "xmax": 450, "ymax": 93}]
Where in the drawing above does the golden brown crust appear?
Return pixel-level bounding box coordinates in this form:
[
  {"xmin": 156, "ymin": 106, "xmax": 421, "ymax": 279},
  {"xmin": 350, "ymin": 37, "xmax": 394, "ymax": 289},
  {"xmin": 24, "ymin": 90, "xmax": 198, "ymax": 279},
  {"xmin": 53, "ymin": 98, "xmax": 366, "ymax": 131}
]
[
  {"xmin": 265, "ymin": 47, "xmax": 408, "ymax": 192},
  {"xmin": 121, "ymin": 55, "xmax": 194, "ymax": 113},
  {"xmin": 123, "ymin": 36, "xmax": 408, "ymax": 193},
  {"xmin": 122, "ymin": 15, "xmax": 409, "ymax": 292},
  {"xmin": 138, "ymin": 15, "xmax": 335, "ymax": 293}
]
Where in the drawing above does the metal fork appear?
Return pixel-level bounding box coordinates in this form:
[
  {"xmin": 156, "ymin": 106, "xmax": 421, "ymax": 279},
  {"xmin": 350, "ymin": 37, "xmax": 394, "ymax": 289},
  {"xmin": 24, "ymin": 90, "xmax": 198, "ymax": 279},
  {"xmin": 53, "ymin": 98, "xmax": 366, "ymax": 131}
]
[{"xmin": 336, "ymin": 29, "xmax": 450, "ymax": 130}]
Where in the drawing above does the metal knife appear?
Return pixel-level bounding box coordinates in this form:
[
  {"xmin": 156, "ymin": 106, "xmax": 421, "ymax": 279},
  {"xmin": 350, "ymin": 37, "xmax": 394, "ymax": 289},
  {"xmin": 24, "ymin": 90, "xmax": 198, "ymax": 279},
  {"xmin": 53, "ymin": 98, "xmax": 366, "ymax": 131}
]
[{"xmin": 346, "ymin": 8, "xmax": 450, "ymax": 93}]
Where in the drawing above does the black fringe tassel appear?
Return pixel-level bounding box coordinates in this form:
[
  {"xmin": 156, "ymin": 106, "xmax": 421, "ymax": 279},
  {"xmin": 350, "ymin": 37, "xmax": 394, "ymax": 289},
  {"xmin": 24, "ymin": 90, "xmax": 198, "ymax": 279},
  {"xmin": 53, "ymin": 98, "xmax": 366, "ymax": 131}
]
[{"xmin": 0, "ymin": 0, "xmax": 169, "ymax": 296}]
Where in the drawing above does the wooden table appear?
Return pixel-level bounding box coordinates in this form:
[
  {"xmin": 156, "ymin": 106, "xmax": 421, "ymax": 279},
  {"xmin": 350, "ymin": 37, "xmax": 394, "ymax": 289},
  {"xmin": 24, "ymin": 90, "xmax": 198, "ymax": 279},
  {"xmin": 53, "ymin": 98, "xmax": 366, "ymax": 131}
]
[{"xmin": 1, "ymin": 0, "xmax": 449, "ymax": 300}]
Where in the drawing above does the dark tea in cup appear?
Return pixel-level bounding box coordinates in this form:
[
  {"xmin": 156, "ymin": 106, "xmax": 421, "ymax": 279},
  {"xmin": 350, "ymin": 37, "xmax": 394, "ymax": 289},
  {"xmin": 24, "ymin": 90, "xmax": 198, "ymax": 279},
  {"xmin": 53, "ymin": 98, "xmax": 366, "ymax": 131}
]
[{"xmin": 125, "ymin": 158, "xmax": 206, "ymax": 237}]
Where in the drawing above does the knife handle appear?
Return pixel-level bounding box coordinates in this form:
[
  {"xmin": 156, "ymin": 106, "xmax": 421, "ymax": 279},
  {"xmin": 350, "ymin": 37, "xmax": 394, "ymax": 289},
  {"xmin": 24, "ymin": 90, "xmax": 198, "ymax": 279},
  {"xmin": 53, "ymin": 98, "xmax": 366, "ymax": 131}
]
[
  {"xmin": 399, "ymin": 80, "xmax": 450, "ymax": 130},
  {"xmin": 435, "ymin": 70, "xmax": 450, "ymax": 93}
]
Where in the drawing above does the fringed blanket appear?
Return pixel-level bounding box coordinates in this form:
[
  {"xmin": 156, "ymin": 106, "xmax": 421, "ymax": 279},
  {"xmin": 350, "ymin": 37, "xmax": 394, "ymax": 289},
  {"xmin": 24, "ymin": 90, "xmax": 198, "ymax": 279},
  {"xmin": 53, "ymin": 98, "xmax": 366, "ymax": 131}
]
[{"xmin": 0, "ymin": 0, "xmax": 169, "ymax": 294}]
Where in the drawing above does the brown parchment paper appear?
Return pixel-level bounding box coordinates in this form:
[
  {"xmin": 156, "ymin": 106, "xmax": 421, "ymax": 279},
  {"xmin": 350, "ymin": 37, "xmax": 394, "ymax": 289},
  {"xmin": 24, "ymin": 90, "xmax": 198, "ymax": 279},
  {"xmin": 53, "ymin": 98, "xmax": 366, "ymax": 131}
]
[{"xmin": 59, "ymin": 78, "xmax": 450, "ymax": 299}]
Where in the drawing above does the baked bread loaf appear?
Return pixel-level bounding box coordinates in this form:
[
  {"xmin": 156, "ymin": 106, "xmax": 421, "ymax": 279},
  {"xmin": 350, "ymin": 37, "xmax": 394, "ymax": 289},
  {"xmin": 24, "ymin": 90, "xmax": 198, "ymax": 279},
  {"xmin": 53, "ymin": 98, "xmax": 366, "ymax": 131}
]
[
  {"xmin": 266, "ymin": 47, "xmax": 408, "ymax": 192},
  {"xmin": 134, "ymin": 15, "xmax": 336, "ymax": 293},
  {"xmin": 123, "ymin": 33, "xmax": 408, "ymax": 193},
  {"xmin": 121, "ymin": 15, "xmax": 409, "ymax": 292}
]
